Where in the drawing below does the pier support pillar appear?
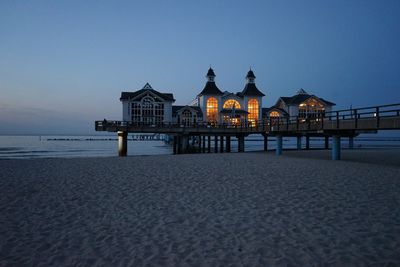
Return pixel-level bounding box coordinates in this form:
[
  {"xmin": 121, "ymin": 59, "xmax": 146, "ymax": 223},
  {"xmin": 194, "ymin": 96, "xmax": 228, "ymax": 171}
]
[
  {"xmin": 263, "ymin": 134, "xmax": 268, "ymax": 151},
  {"xmin": 276, "ymin": 135, "xmax": 283, "ymax": 155},
  {"xmin": 226, "ymin": 136, "xmax": 231, "ymax": 152},
  {"xmin": 181, "ymin": 135, "xmax": 189, "ymax": 153},
  {"xmin": 220, "ymin": 136, "xmax": 224, "ymax": 153},
  {"xmin": 349, "ymin": 136, "xmax": 354, "ymax": 149},
  {"xmin": 325, "ymin": 136, "xmax": 329, "ymax": 149},
  {"xmin": 297, "ymin": 136, "xmax": 302, "ymax": 150},
  {"xmin": 306, "ymin": 136, "xmax": 310, "ymax": 150},
  {"xmin": 198, "ymin": 135, "xmax": 201, "ymax": 152},
  {"xmin": 177, "ymin": 136, "xmax": 182, "ymax": 154},
  {"xmin": 118, "ymin": 131, "xmax": 128, "ymax": 157},
  {"xmin": 332, "ymin": 135, "xmax": 341, "ymax": 160},
  {"xmin": 238, "ymin": 135, "xmax": 245, "ymax": 152},
  {"xmin": 202, "ymin": 136, "xmax": 206, "ymax": 153},
  {"xmin": 207, "ymin": 136, "xmax": 211, "ymax": 153},
  {"xmin": 173, "ymin": 136, "xmax": 177, "ymax": 154},
  {"xmin": 214, "ymin": 136, "xmax": 218, "ymax": 153}
]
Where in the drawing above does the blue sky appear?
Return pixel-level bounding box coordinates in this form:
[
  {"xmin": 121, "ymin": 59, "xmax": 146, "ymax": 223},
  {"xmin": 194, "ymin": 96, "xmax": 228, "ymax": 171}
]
[{"xmin": 1, "ymin": 0, "xmax": 400, "ymax": 134}]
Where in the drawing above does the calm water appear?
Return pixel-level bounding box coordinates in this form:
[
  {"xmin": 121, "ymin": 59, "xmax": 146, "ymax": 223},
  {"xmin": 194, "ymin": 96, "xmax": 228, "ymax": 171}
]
[{"xmin": 1, "ymin": 134, "xmax": 400, "ymax": 159}]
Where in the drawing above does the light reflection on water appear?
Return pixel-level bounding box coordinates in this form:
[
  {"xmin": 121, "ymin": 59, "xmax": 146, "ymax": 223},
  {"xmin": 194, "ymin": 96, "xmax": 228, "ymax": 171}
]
[{"xmin": 0, "ymin": 134, "xmax": 400, "ymax": 159}]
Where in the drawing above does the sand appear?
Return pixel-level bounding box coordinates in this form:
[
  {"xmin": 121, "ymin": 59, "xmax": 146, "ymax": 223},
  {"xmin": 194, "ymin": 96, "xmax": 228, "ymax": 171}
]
[{"xmin": 1, "ymin": 150, "xmax": 400, "ymax": 266}]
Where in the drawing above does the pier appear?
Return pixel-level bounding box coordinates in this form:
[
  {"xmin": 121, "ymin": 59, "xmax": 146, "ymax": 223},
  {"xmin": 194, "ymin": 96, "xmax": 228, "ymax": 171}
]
[{"xmin": 96, "ymin": 103, "xmax": 400, "ymax": 160}]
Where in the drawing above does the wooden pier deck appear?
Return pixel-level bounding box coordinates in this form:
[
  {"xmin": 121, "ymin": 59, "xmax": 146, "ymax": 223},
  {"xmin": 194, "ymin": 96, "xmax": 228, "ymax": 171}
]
[{"xmin": 95, "ymin": 103, "xmax": 400, "ymax": 159}]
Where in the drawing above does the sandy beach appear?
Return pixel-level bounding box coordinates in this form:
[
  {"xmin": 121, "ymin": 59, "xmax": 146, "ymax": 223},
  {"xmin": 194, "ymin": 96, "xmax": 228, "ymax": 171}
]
[{"xmin": 1, "ymin": 149, "xmax": 400, "ymax": 266}]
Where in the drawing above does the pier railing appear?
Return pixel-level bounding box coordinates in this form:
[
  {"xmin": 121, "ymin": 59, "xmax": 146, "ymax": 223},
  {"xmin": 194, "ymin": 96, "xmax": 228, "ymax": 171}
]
[{"xmin": 96, "ymin": 103, "xmax": 400, "ymax": 134}]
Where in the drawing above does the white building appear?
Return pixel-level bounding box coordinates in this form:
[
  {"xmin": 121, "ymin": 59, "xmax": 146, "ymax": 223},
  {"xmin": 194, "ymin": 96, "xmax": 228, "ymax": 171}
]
[
  {"xmin": 194, "ymin": 68, "xmax": 265, "ymax": 125},
  {"xmin": 119, "ymin": 69, "xmax": 335, "ymax": 125},
  {"xmin": 120, "ymin": 83, "xmax": 174, "ymax": 125},
  {"xmin": 262, "ymin": 88, "xmax": 335, "ymax": 120}
]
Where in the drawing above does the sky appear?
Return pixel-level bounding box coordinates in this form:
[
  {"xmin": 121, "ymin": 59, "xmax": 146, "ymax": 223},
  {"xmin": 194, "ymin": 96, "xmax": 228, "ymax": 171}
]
[{"xmin": 1, "ymin": 0, "xmax": 400, "ymax": 134}]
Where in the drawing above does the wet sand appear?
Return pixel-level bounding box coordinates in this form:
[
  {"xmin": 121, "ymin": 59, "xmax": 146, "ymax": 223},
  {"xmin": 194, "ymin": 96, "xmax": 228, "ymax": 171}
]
[{"xmin": 1, "ymin": 150, "xmax": 399, "ymax": 266}]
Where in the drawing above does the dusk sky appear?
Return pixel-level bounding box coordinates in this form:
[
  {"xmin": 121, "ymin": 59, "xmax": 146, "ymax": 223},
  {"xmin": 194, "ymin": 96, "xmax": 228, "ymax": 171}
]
[{"xmin": 1, "ymin": 0, "xmax": 400, "ymax": 134}]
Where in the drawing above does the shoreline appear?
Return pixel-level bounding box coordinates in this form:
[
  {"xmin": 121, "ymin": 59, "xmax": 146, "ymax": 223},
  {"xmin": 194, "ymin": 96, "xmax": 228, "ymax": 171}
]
[{"xmin": 1, "ymin": 148, "xmax": 400, "ymax": 168}]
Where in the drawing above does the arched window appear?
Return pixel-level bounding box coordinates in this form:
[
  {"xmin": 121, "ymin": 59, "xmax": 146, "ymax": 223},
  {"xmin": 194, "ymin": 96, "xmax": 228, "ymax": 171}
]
[
  {"xmin": 207, "ymin": 97, "xmax": 218, "ymax": 122},
  {"xmin": 270, "ymin": 111, "xmax": 280, "ymax": 117},
  {"xmin": 141, "ymin": 96, "xmax": 154, "ymax": 124},
  {"xmin": 298, "ymin": 98, "xmax": 325, "ymax": 119},
  {"xmin": 247, "ymin": 99, "xmax": 259, "ymax": 125},
  {"xmin": 223, "ymin": 99, "xmax": 241, "ymax": 109}
]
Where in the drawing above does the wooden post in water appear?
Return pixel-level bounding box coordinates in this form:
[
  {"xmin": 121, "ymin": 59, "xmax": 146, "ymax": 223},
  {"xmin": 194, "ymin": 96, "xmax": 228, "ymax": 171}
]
[
  {"xmin": 118, "ymin": 131, "xmax": 128, "ymax": 157},
  {"xmin": 220, "ymin": 136, "xmax": 224, "ymax": 153},
  {"xmin": 202, "ymin": 136, "xmax": 206, "ymax": 153},
  {"xmin": 226, "ymin": 136, "xmax": 231, "ymax": 152},
  {"xmin": 207, "ymin": 136, "xmax": 211, "ymax": 153},
  {"xmin": 306, "ymin": 136, "xmax": 310, "ymax": 150},
  {"xmin": 214, "ymin": 135, "xmax": 218, "ymax": 153}
]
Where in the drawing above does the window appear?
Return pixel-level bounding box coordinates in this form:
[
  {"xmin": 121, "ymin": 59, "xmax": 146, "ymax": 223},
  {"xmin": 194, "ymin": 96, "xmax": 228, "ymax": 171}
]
[
  {"xmin": 270, "ymin": 111, "xmax": 280, "ymax": 117},
  {"xmin": 298, "ymin": 98, "xmax": 325, "ymax": 119},
  {"xmin": 130, "ymin": 95, "xmax": 164, "ymax": 124},
  {"xmin": 223, "ymin": 99, "xmax": 241, "ymax": 109},
  {"xmin": 181, "ymin": 110, "xmax": 195, "ymax": 126},
  {"xmin": 207, "ymin": 97, "xmax": 218, "ymax": 122},
  {"xmin": 247, "ymin": 99, "xmax": 259, "ymax": 125}
]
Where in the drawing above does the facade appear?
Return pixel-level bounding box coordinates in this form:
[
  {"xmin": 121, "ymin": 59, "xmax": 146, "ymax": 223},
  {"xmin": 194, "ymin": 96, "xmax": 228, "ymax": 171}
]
[
  {"xmin": 194, "ymin": 68, "xmax": 265, "ymax": 126},
  {"xmin": 120, "ymin": 83, "xmax": 174, "ymax": 125},
  {"xmin": 120, "ymin": 69, "xmax": 335, "ymax": 125},
  {"xmin": 262, "ymin": 88, "xmax": 335, "ymax": 120}
]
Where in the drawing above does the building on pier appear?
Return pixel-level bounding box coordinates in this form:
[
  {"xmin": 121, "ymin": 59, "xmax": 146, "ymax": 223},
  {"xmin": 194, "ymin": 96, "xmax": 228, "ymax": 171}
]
[
  {"xmin": 120, "ymin": 82, "xmax": 175, "ymax": 124},
  {"xmin": 193, "ymin": 68, "xmax": 265, "ymax": 126},
  {"xmin": 119, "ymin": 69, "xmax": 335, "ymax": 126},
  {"xmin": 263, "ymin": 88, "xmax": 335, "ymax": 120}
]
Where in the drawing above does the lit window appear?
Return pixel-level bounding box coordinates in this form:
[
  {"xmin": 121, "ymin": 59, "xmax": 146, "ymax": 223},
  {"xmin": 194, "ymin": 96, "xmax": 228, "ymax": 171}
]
[
  {"xmin": 223, "ymin": 99, "xmax": 241, "ymax": 109},
  {"xmin": 298, "ymin": 98, "xmax": 325, "ymax": 119},
  {"xmin": 207, "ymin": 97, "xmax": 218, "ymax": 122},
  {"xmin": 248, "ymin": 99, "xmax": 259, "ymax": 125},
  {"xmin": 270, "ymin": 111, "xmax": 280, "ymax": 117}
]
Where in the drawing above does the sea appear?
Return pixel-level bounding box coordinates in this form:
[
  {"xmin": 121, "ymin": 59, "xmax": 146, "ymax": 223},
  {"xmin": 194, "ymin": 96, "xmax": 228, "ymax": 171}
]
[{"xmin": 1, "ymin": 133, "xmax": 400, "ymax": 160}]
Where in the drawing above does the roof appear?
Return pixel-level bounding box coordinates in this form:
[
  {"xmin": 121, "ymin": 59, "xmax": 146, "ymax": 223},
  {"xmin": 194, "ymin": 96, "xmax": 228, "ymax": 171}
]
[
  {"xmin": 172, "ymin": 105, "xmax": 203, "ymax": 116},
  {"xmin": 206, "ymin": 67, "xmax": 216, "ymax": 77},
  {"xmin": 120, "ymin": 83, "xmax": 175, "ymax": 101},
  {"xmin": 278, "ymin": 91, "xmax": 335, "ymax": 106},
  {"xmin": 198, "ymin": 81, "xmax": 223, "ymax": 95},
  {"xmin": 220, "ymin": 108, "xmax": 248, "ymax": 114},
  {"xmin": 241, "ymin": 83, "xmax": 265, "ymax": 97}
]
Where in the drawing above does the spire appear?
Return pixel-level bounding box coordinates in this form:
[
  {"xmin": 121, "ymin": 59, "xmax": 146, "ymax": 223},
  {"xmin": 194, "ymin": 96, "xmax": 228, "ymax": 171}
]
[
  {"xmin": 198, "ymin": 67, "xmax": 223, "ymax": 95},
  {"xmin": 296, "ymin": 88, "xmax": 308, "ymax": 95},
  {"xmin": 206, "ymin": 67, "xmax": 216, "ymax": 82},
  {"xmin": 241, "ymin": 68, "xmax": 265, "ymax": 97},
  {"xmin": 246, "ymin": 69, "xmax": 256, "ymax": 83}
]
